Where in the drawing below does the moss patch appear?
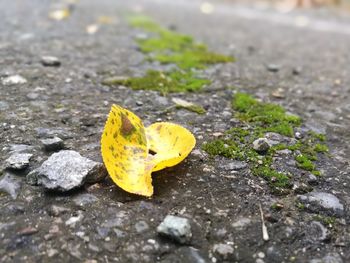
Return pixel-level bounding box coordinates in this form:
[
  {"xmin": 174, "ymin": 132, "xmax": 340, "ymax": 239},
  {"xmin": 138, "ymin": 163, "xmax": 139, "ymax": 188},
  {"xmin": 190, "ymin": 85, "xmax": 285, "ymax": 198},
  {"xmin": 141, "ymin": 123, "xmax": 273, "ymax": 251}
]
[
  {"xmin": 102, "ymin": 70, "xmax": 210, "ymax": 93},
  {"xmin": 232, "ymin": 93, "xmax": 301, "ymax": 137},
  {"xmin": 103, "ymin": 15, "xmax": 233, "ymax": 93},
  {"xmin": 129, "ymin": 15, "xmax": 234, "ymax": 69},
  {"xmin": 202, "ymin": 93, "xmax": 329, "ymax": 194}
]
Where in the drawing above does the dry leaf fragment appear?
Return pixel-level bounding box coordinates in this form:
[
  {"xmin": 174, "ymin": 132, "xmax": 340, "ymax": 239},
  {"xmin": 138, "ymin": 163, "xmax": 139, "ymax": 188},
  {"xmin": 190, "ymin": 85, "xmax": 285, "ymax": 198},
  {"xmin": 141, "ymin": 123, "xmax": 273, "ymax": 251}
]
[
  {"xmin": 49, "ymin": 9, "xmax": 70, "ymax": 21},
  {"xmin": 101, "ymin": 105, "xmax": 196, "ymax": 196},
  {"xmin": 86, "ymin": 24, "xmax": 99, "ymax": 34},
  {"xmin": 172, "ymin": 98, "xmax": 206, "ymax": 114}
]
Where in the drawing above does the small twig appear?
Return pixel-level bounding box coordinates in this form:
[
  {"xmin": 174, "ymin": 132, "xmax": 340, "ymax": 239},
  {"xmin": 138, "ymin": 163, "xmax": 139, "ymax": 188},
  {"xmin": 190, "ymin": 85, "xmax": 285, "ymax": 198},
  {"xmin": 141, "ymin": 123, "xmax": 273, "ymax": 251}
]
[{"xmin": 259, "ymin": 203, "xmax": 269, "ymax": 241}]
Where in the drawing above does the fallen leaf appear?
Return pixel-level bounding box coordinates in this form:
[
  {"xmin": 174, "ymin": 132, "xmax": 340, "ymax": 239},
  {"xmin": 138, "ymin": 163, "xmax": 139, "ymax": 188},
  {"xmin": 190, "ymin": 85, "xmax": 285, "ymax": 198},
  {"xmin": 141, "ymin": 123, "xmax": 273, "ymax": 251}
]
[
  {"xmin": 49, "ymin": 9, "xmax": 70, "ymax": 21},
  {"xmin": 101, "ymin": 105, "xmax": 196, "ymax": 196},
  {"xmin": 97, "ymin": 16, "xmax": 117, "ymax": 25},
  {"xmin": 146, "ymin": 122, "xmax": 196, "ymax": 172},
  {"xmin": 271, "ymin": 88, "xmax": 285, "ymax": 98},
  {"xmin": 172, "ymin": 98, "xmax": 206, "ymax": 114},
  {"xmin": 86, "ymin": 24, "xmax": 99, "ymax": 34}
]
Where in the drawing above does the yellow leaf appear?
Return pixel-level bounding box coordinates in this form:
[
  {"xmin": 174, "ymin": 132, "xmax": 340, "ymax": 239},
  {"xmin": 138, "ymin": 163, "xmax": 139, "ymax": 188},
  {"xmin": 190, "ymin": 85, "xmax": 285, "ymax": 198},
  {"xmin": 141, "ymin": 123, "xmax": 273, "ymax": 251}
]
[
  {"xmin": 146, "ymin": 122, "xmax": 196, "ymax": 172},
  {"xmin": 101, "ymin": 105, "xmax": 153, "ymax": 196},
  {"xmin": 101, "ymin": 105, "xmax": 196, "ymax": 196}
]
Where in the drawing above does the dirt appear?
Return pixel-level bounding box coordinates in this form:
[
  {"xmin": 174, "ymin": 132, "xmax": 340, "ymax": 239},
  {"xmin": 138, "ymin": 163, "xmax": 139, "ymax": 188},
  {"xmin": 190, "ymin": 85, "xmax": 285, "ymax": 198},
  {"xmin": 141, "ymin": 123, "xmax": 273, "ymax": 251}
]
[{"xmin": 1, "ymin": 0, "xmax": 349, "ymax": 262}]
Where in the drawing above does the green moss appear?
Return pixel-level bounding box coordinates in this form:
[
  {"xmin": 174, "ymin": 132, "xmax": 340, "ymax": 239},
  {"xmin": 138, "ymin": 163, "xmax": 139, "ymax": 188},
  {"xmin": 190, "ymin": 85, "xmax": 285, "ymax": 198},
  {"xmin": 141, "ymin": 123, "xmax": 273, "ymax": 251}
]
[
  {"xmin": 137, "ymin": 31, "xmax": 197, "ymax": 53},
  {"xmin": 232, "ymin": 93, "xmax": 301, "ymax": 137},
  {"xmin": 202, "ymin": 139, "xmax": 240, "ymax": 159},
  {"xmin": 155, "ymin": 50, "xmax": 233, "ymax": 69},
  {"xmin": 313, "ymin": 215, "xmax": 336, "ymax": 226},
  {"xmin": 271, "ymin": 202, "xmax": 284, "ymax": 210},
  {"xmin": 202, "ymin": 92, "xmax": 329, "ymax": 193},
  {"xmin": 296, "ymin": 202, "xmax": 305, "ymax": 210},
  {"xmin": 128, "ymin": 15, "xmax": 162, "ymax": 33},
  {"xmin": 102, "ymin": 70, "xmax": 210, "ymax": 93},
  {"xmin": 176, "ymin": 104, "xmax": 206, "ymax": 114},
  {"xmin": 296, "ymin": 154, "xmax": 315, "ymax": 171},
  {"xmin": 129, "ymin": 15, "xmax": 234, "ymax": 69},
  {"xmin": 108, "ymin": 15, "xmax": 233, "ymax": 93},
  {"xmin": 311, "ymin": 170, "xmax": 321, "ymax": 176},
  {"xmin": 309, "ymin": 131, "xmax": 326, "ymax": 142},
  {"xmin": 252, "ymin": 166, "xmax": 290, "ymax": 188},
  {"xmin": 314, "ymin": 143, "xmax": 329, "ymax": 153}
]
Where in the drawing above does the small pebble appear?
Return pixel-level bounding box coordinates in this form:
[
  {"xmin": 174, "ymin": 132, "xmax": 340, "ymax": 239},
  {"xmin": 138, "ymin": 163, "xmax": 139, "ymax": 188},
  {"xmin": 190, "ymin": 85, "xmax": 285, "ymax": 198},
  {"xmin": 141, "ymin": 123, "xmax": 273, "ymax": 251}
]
[
  {"xmin": 252, "ymin": 138, "xmax": 270, "ymax": 154},
  {"xmin": 41, "ymin": 56, "xmax": 61, "ymax": 67},
  {"xmin": 2, "ymin": 75, "xmax": 27, "ymax": 85},
  {"xmin": 266, "ymin": 64, "xmax": 280, "ymax": 72},
  {"xmin": 41, "ymin": 137, "xmax": 64, "ymax": 151},
  {"xmin": 213, "ymin": 243, "xmax": 234, "ymax": 260},
  {"xmin": 157, "ymin": 215, "xmax": 192, "ymax": 244}
]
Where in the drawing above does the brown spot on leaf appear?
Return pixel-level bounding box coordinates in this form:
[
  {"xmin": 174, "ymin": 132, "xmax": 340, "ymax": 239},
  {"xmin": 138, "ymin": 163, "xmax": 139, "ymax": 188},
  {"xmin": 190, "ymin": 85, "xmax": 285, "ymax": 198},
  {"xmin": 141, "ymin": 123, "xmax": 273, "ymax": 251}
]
[{"xmin": 120, "ymin": 114, "xmax": 136, "ymax": 137}]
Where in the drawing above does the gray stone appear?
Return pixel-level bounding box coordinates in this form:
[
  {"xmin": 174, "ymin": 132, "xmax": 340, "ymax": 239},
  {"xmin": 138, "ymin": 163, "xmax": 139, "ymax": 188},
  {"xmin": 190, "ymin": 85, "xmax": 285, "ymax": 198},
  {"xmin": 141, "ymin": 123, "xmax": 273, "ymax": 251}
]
[
  {"xmin": 252, "ymin": 138, "xmax": 270, "ymax": 153},
  {"xmin": 2, "ymin": 75, "xmax": 27, "ymax": 85},
  {"xmin": 191, "ymin": 149, "xmax": 207, "ymax": 160},
  {"xmin": 292, "ymin": 67, "xmax": 302, "ymax": 75},
  {"xmin": 8, "ymin": 144, "xmax": 34, "ymax": 154},
  {"xmin": 222, "ymin": 160, "xmax": 247, "ymax": 171},
  {"xmin": 309, "ymin": 253, "xmax": 343, "ymax": 263},
  {"xmin": 266, "ymin": 64, "xmax": 280, "ymax": 72},
  {"xmin": 73, "ymin": 193, "xmax": 98, "ymax": 206},
  {"xmin": 135, "ymin": 220, "xmax": 149, "ymax": 233},
  {"xmin": 0, "ymin": 173, "xmax": 21, "ymax": 199},
  {"xmin": 297, "ymin": 192, "xmax": 344, "ymax": 217},
  {"xmin": 65, "ymin": 211, "xmax": 84, "ymax": 228},
  {"xmin": 232, "ymin": 217, "xmax": 252, "ymax": 229},
  {"xmin": 157, "ymin": 215, "xmax": 192, "ymax": 244},
  {"xmin": 41, "ymin": 56, "xmax": 61, "ymax": 67},
  {"xmin": 213, "ymin": 243, "xmax": 234, "ymax": 260},
  {"xmin": 307, "ymin": 173, "xmax": 319, "ymax": 185},
  {"xmin": 306, "ymin": 221, "xmax": 330, "ymax": 242},
  {"xmin": 28, "ymin": 150, "xmax": 105, "ymax": 191},
  {"xmin": 41, "ymin": 137, "xmax": 64, "ymax": 151},
  {"xmin": 264, "ymin": 132, "xmax": 297, "ymax": 146},
  {"xmin": 5, "ymin": 153, "xmax": 33, "ymax": 170}
]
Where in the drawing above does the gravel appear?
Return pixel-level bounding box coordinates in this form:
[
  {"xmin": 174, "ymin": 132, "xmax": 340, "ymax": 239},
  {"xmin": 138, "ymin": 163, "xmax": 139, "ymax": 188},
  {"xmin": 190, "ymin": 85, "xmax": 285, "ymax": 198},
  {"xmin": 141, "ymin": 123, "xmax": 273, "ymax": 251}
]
[
  {"xmin": 1, "ymin": 75, "xmax": 27, "ymax": 85},
  {"xmin": 157, "ymin": 215, "xmax": 192, "ymax": 244},
  {"xmin": 41, "ymin": 56, "xmax": 61, "ymax": 67}
]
